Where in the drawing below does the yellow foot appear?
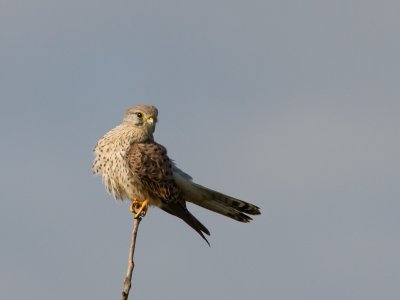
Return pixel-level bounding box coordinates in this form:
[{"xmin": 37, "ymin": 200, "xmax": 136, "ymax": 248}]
[
  {"xmin": 129, "ymin": 198, "xmax": 141, "ymax": 213},
  {"xmin": 129, "ymin": 201, "xmax": 136, "ymax": 214},
  {"xmin": 130, "ymin": 199, "xmax": 149, "ymax": 219}
]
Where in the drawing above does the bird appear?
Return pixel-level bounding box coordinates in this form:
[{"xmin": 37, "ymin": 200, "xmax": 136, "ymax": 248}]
[{"xmin": 92, "ymin": 104, "xmax": 260, "ymax": 245}]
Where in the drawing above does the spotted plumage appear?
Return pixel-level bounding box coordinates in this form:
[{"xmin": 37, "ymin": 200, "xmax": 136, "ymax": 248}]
[
  {"xmin": 93, "ymin": 104, "xmax": 260, "ymax": 245},
  {"xmin": 127, "ymin": 142, "xmax": 181, "ymax": 204}
]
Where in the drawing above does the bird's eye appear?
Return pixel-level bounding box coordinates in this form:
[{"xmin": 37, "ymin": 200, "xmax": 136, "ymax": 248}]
[{"xmin": 136, "ymin": 112, "xmax": 143, "ymax": 118}]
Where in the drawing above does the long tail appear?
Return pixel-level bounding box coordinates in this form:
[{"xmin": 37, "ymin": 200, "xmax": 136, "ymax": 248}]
[
  {"xmin": 161, "ymin": 202, "xmax": 211, "ymax": 246},
  {"xmin": 174, "ymin": 172, "xmax": 261, "ymax": 222}
]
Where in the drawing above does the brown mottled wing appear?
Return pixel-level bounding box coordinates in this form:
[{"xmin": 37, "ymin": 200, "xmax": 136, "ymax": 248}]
[
  {"xmin": 127, "ymin": 142, "xmax": 181, "ymax": 204},
  {"xmin": 127, "ymin": 142, "xmax": 210, "ymax": 245}
]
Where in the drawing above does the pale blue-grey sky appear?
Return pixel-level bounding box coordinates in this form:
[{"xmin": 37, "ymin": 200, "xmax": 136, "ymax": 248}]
[{"xmin": 1, "ymin": 1, "xmax": 399, "ymax": 299}]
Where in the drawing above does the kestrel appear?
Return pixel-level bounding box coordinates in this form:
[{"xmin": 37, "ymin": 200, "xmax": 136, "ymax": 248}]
[{"xmin": 92, "ymin": 104, "xmax": 260, "ymax": 244}]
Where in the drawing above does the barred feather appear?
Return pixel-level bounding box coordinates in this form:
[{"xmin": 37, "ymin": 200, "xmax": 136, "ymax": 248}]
[{"xmin": 174, "ymin": 167, "xmax": 261, "ymax": 222}]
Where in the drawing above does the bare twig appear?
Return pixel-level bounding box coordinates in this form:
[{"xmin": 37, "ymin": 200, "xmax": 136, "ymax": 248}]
[{"xmin": 121, "ymin": 216, "xmax": 142, "ymax": 300}]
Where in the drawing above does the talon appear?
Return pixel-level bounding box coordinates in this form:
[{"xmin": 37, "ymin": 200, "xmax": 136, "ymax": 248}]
[
  {"xmin": 129, "ymin": 203, "xmax": 135, "ymax": 214},
  {"xmin": 131, "ymin": 199, "xmax": 149, "ymax": 219},
  {"xmin": 134, "ymin": 199, "xmax": 143, "ymax": 209},
  {"xmin": 129, "ymin": 198, "xmax": 139, "ymax": 214}
]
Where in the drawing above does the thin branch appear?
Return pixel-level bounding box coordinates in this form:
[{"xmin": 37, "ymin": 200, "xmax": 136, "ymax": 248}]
[{"xmin": 121, "ymin": 216, "xmax": 142, "ymax": 300}]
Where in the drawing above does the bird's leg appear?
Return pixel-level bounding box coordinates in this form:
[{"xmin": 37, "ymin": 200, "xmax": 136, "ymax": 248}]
[
  {"xmin": 129, "ymin": 198, "xmax": 141, "ymax": 215},
  {"xmin": 134, "ymin": 199, "xmax": 149, "ymax": 219},
  {"xmin": 130, "ymin": 198, "xmax": 149, "ymax": 219}
]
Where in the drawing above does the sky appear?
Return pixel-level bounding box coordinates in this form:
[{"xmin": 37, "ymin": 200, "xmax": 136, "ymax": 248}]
[{"xmin": 1, "ymin": 0, "xmax": 399, "ymax": 299}]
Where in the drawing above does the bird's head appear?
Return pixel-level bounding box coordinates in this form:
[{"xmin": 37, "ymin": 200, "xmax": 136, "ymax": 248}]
[{"xmin": 123, "ymin": 104, "xmax": 159, "ymax": 136}]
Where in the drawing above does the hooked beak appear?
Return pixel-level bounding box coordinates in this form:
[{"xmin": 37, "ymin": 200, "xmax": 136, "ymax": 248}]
[{"xmin": 146, "ymin": 116, "xmax": 155, "ymax": 125}]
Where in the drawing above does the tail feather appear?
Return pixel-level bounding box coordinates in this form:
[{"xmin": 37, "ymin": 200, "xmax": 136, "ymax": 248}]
[
  {"xmin": 190, "ymin": 198, "xmax": 254, "ymax": 222},
  {"xmin": 174, "ymin": 172, "xmax": 261, "ymax": 222},
  {"xmin": 192, "ymin": 182, "xmax": 261, "ymax": 216},
  {"xmin": 161, "ymin": 202, "xmax": 210, "ymax": 246}
]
